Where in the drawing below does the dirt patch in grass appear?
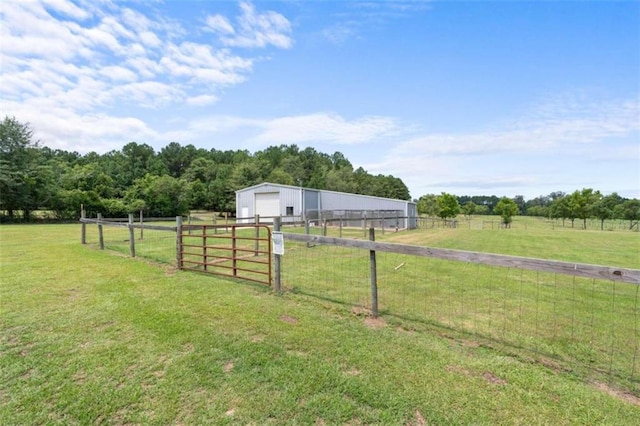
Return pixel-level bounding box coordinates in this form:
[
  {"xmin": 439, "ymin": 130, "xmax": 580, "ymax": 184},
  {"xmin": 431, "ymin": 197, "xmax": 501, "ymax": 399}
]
[
  {"xmin": 280, "ymin": 315, "xmax": 298, "ymax": 324},
  {"xmin": 593, "ymin": 382, "xmax": 640, "ymax": 406},
  {"xmin": 223, "ymin": 362, "xmax": 234, "ymax": 373},
  {"xmin": 407, "ymin": 410, "xmax": 427, "ymax": 426},
  {"xmin": 164, "ymin": 266, "xmax": 178, "ymax": 276},
  {"xmin": 349, "ymin": 306, "xmax": 386, "ymax": 328},
  {"xmin": 482, "ymin": 372, "xmax": 507, "ymax": 385},
  {"xmin": 351, "ymin": 306, "xmax": 371, "ymax": 317},
  {"xmin": 251, "ymin": 334, "xmax": 265, "ymax": 343},
  {"xmin": 538, "ymin": 356, "xmax": 570, "ymax": 374},
  {"xmin": 445, "ymin": 365, "xmax": 507, "ymax": 385},
  {"xmin": 460, "ymin": 339, "xmax": 481, "ymax": 348},
  {"xmin": 344, "ymin": 368, "xmax": 361, "ymax": 376},
  {"xmin": 445, "ymin": 365, "xmax": 473, "ymax": 377},
  {"xmin": 364, "ymin": 316, "xmax": 386, "ymax": 329}
]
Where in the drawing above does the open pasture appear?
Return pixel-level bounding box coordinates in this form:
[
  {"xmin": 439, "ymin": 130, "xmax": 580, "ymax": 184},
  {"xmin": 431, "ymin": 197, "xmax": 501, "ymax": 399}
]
[
  {"xmin": 280, "ymin": 215, "xmax": 640, "ymax": 394},
  {"xmin": 1, "ymin": 222, "xmax": 639, "ymax": 424}
]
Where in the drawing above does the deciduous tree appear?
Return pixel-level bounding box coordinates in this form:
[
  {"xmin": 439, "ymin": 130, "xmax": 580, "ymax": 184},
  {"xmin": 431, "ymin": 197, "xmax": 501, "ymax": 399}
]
[
  {"xmin": 494, "ymin": 197, "xmax": 519, "ymax": 227},
  {"xmin": 568, "ymin": 188, "xmax": 600, "ymax": 229},
  {"xmin": 417, "ymin": 194, "xmax": 440, "ymax": 217},
  {"xmin": 436, "ymin": 193, "xmax": 461, "ymax": 220},
  {"xmin": 0, "ymin": 116, "xmax": 48, "ymax": 220}
]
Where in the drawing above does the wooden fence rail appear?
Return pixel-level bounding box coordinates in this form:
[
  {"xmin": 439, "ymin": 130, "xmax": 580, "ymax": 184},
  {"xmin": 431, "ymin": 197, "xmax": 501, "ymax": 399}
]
[
  {"xmin": 80, "ymin": 215, "xmax": 180, "ymax": 258},
  {"xmin": 282, "ymin": 232, "xmax": 640, "ymax": 285}
]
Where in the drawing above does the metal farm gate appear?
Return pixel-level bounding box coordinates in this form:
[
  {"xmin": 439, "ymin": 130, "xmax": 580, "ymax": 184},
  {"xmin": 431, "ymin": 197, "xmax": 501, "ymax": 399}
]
[{"xmin": 179, "ymin": 224, "xmax": 272, "ymax": 286}]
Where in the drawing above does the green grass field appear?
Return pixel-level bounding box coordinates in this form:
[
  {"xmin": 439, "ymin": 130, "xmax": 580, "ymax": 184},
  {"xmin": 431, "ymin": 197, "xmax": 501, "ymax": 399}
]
[
  {"xmin": 280, "ymin": 216, "xmax": 640, "ymax": 394},
  {"xmin": 1, "ymin": 221, "xmax": 639, "ymax": 424}
]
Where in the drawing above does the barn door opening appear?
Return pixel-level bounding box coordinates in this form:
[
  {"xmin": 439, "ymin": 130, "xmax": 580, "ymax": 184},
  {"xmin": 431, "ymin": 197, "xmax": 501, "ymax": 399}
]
[{"xmin": 254, "ymin": 192, "xmax": 280, "ymax": 223}]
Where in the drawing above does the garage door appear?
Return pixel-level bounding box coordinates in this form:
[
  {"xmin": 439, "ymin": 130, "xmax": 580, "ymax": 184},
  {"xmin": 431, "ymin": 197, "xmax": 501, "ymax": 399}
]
[{"xmin": 255, "ymin": 192, "xmax": 280, "ymax": 222}]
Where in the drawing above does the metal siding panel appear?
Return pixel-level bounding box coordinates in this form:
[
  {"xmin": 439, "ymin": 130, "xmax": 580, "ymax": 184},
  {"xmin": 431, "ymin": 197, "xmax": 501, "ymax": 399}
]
[
  {"xmin": 236, "ymin": 190, "xmax": 255, "ymax": 223},
  {"xmin": 253, "ymin": 184, "xmax": 282, "ymax": 194},
  {"xmin": 304, "ymin": 190, "xmax": 319, "ymax": 210},
  {"xmin": 320, "ymin": 191, "xmax": 406, "ymax": 211},
  {"xmin": 280, "ymin": 187, "xmax": 302, "ymax": 223},
  {"xmin": 279, "ymin": 188, "xmax": 296, "ymax": 211}
]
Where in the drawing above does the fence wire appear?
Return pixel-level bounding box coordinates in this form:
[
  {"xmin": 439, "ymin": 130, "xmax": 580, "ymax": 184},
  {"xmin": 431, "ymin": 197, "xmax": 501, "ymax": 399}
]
[
  {"xmin": 83, "ymin": 221, "xmax": 177, "ymax": 265},
  {"xmin": 280, "ymin": 240, "xmax": 640, "ymax": 396},
  {"xmin": 80, "ymin": 218, "xmax": 639, "ymax": 395}
]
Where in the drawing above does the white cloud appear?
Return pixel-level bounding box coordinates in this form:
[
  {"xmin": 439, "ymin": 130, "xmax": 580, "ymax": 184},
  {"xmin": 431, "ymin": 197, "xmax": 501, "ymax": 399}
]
[
  {"xmin": 111, "ymin": 81, "xmax": 183, "ymax": 108},
  {"xmin": 213, "ymin": 1, "xmax": 293, "ymax": 49},
  {"xmin": 100, "ymin": 15, "xmax": 136, "ymax": 41},
  {"xmin": 205, "ymin": 14, "xmax": 235, "ymax": 35},
  {"xmin": 253, "ymin": 113, "xmax": 400, "ymax": 145},
  {"xmin": 139, "ymin": 30, "xmax": 162, "ymax": 48},
  {"xmin": 393, "ymin": 96, "xmax": 640, "ymax": 158},
  {"xmin": 321, "ymin": 22, "xmax": 359, "ymax": 45},
  {"xmin": 42, "ymin": 0, "xmax": 91, "ymax": 20},
  {"xmin": 0, "ymin": 0, "xmax": 301, "ymax": 157},
  {"xmin": 186, "ymin": 94, "xmax": 219, "ymax": 107},
  {"xmin": 0, "ymin": 0, "xmax": 294, "ymax": 149},
  {"xmin": 319, "ymin": 0, "xmax": 431, "ymax": 44},
  {"xmin": 160, "ymin": 42, "xmax": 253, "ymax": 85},
  {"xmin": 98, "ymin": 65, "xmax": 138, "ymax": 82},
  {"xmin": 357, "ymin": 93, "xmax": 639, "ymax": 198},
  {"xmin": 0, "ymin": 98, "xmax": 157, "ymax": 153}
]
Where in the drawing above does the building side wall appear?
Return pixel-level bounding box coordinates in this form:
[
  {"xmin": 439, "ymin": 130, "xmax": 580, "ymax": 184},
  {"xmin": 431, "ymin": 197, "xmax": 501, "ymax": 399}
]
[
  {"xmin": 320, "ymin": 191, "xmax": 408, "ymax": 212},
  {"xmin": 236, "ymin": 190, "xmax": 254, "ymax": 223}
]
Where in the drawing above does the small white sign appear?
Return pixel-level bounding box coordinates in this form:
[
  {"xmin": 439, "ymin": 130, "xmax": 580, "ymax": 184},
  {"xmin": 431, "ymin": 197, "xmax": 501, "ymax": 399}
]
[{"xmin": 272, "ymin": 232, "xmax": 284, "ymax": 255}]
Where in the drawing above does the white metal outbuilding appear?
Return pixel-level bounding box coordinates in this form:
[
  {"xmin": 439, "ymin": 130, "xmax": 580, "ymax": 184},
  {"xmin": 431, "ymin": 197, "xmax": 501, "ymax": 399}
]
[{"xmin": 235, "ymin": 182, "xmax": 417, "ymax": 229}]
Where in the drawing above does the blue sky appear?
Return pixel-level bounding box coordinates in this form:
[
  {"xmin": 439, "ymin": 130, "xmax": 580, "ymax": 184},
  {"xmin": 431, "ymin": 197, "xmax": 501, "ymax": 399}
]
[{"xmin": 1, "ymin": 0, "xmax": 638, "ymax": 200}]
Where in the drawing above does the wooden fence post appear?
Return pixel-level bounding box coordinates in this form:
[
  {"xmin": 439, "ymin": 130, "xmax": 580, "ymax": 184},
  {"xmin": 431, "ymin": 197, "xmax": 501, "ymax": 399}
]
[
  {"xmin": 139, "ymin": 210, "xmax": 144, "ymax": 240},
  {"xmin": 273, "ymin": 217, "xmax": 281, "ymax": 292},
  {"xmin": 363, "ymin": 213, "xmax": 367, "ymax": 238},
  {"xmin": 369, "ymin": 227, "xmax": 378, "ymax": 318},
  {"xmin": 128, "ymin": 213, "xmax": 135, "ymax": 257},
  {"xmin": 176, "ymin": 216, "xmax": 183, "ymax": 268},
  {"xmin": 97, "ymin": 213, "xmax": 104, "ymax": 250},
  {"xmin": 339, "ymin": 218, "xmax": 343, "ymax": 238},
  {"xmin": 81, "ymin": 207, "xmax": 86, "ymax": 244}
]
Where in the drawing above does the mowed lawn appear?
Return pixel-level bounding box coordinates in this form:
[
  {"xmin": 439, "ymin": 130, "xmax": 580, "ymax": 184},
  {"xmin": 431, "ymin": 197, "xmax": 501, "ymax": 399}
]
[{"xmin": 1, "ymin": 223, "xmax": 639, "ymax": 424}]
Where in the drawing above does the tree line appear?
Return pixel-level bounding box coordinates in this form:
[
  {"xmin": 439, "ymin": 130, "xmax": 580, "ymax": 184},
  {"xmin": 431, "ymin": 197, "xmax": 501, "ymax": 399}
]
[
  {"xmin": 0, "ymin": 116, "xmax": 410, "ymax": 221},
  {"xmin": 2, "ymin": 116, "xmax": 637, "ymax": 227},
  {"xmin": 417, "ymin": 190, "xmax": 640, "ymax": 230}
]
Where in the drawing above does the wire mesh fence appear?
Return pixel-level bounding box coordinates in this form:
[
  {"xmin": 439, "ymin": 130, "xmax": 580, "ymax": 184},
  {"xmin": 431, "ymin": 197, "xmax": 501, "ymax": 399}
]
[
  {"xmin": 79, "ymin": 214, "xmax": 640, "ymax": 394},
  {"xmin": 82, "ymin": 218, "xmax": 178, "ymax": 265},
  {"xmin": 280, "ymin": 238, "xmax": 640, "ymax": 396}
]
